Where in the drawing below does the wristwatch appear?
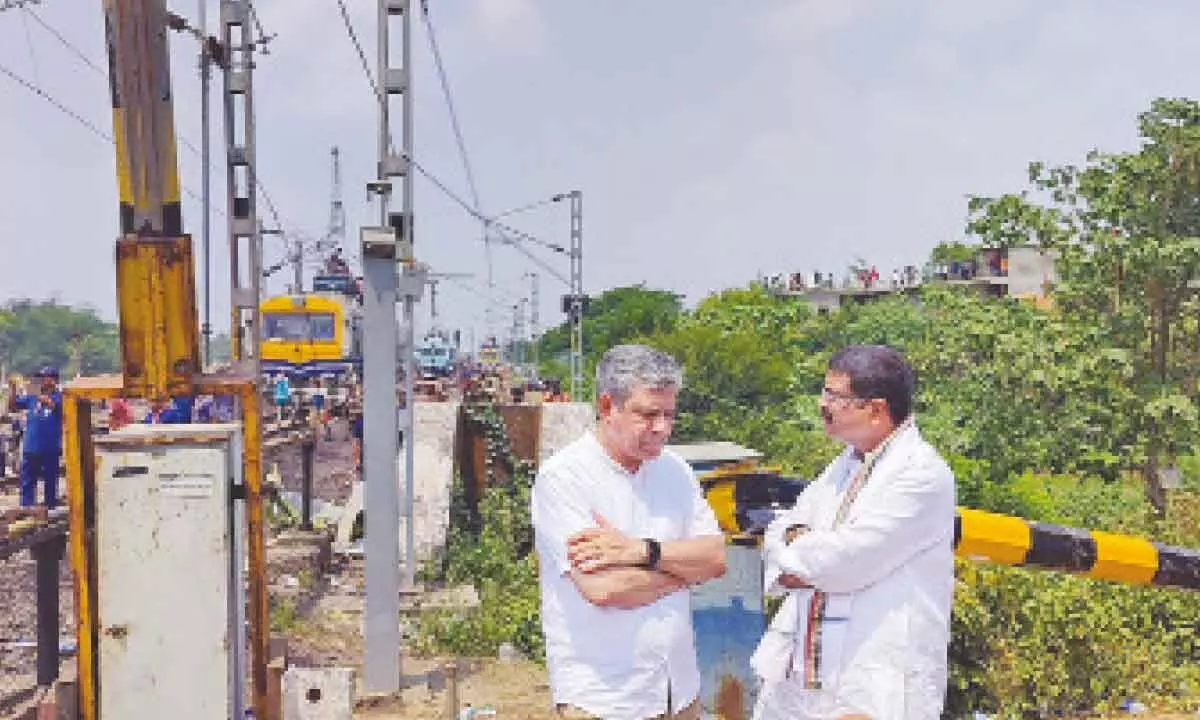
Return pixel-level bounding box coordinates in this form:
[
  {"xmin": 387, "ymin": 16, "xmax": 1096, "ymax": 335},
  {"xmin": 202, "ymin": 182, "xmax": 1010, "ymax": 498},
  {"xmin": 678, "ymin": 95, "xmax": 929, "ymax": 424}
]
[{"xmin": 642, "ymin": 538, "xmax": 662, "ymax": 570}]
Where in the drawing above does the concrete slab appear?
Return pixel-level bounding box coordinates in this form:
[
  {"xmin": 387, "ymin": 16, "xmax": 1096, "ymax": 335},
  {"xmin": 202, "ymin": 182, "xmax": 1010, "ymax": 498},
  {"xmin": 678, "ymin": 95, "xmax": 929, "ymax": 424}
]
[
  {"xmin": 397, "ymin": 402, "xmax": 460, "ymax": 566},
  {"xmin": 283, "ymin": 667, "xmax": 355, "ymax": 720},
  {"xmin": 336, "ymin": 401, "xmax": 594, "ymax": 565},
  {"xmin": 539, "ymin": 402, "xmax": 594, "ymax": 462}
]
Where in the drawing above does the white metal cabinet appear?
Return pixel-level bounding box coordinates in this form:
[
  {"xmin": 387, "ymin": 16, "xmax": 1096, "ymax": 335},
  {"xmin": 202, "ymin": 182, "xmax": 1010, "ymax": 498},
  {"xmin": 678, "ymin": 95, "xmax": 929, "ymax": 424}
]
[{"xmin": 94, "ymin": 424, "xmax": 244, "ymax": 719}]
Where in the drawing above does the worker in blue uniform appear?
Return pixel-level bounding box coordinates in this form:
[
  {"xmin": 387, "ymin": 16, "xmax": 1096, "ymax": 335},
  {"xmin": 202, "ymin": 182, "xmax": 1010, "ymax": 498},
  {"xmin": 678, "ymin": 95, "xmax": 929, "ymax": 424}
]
[
  {"xmin": 145, "ymin": 396, "xmax": 193, "ymax": 424},
  {"xmin": 7, "ymin": 367, "xmax": 63, "ymax": 509}
]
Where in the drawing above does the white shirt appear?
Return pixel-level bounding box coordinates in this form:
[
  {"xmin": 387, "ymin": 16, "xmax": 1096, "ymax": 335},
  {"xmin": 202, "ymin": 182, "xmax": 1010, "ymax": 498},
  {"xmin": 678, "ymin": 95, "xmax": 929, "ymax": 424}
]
[
  {"xmin": 531, "ymin": 432, "xmax": 722, "ymax": 720},
  {"xmin": 751, "ymin": 423, "xmax": 956, "ymax": 720}
]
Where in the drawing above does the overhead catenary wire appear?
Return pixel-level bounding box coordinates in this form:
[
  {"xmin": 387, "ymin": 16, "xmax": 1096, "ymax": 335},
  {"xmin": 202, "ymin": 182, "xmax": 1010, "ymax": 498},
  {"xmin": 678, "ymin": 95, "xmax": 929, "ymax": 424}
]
[
  {"xmin": 442, "ymin": 275, "xmax": 522, "ymax": 310},
  {"xmin": 14, "ymin": 7, "xmax": 290, "ymax": 232},
  {"xmin": 419, "ymin": 0, "xmax": 482, "ymax": 219},
  {"xmin": 333, "ymin": 0, "xmax": 570, "ymax": 286},
  {"xmin": 22, "ymin": 8, "xmax": 104, "ymax": 76},
  {"xmin": 0, "ymin": 58, "xmax": 112, "ymax": 142},
  {"xmin": 0, "ymin": 57, "xmax": 224, "ymax": 217},
  {"xmin": 18, "ymin": 6, "xmax": 41, "ymax": 85}
]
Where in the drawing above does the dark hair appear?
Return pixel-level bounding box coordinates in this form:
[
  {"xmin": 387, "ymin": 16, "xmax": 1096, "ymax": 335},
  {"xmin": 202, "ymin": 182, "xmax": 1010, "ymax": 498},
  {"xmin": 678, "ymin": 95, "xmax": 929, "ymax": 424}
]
[{"xmin": 828, "ymin": 345, "xmax": 914, "ymax": 425}]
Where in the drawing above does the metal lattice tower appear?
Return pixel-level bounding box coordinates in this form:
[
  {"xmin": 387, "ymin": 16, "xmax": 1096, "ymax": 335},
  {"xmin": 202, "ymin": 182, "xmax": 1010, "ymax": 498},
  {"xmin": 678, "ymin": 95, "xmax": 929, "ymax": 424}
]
[
  {"xmin": 568, "ymin": 190, "xmax": 584, "ymax": 398},
  {"xmin": 326, "ymin": 146, "xmax": 346, "ymax": 249},
  {"xmin": 525, "ymin": 271, "xmax": 539, "ymax": 380},
  {"xmin": 221, "ymin": 0, "xmax": 261, "ymax": 366}
]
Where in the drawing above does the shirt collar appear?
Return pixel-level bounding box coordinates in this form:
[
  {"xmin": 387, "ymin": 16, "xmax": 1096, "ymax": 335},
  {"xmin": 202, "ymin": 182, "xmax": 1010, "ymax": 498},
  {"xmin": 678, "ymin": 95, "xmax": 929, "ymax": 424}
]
[
  {"xmin": 850, "ymin": 416, "xmax": 914, "ymax": 466},
  {"xmin": 585, "ymin": 430, "xmax": 644, "ymax": 477}
]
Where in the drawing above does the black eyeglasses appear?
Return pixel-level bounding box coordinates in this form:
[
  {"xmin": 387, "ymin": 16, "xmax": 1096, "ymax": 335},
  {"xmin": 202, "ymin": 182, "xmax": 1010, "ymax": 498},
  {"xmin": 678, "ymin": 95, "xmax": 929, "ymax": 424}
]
[{"xmin": 820, "ymin": 388, "xmax": 871, "ymax": 404}]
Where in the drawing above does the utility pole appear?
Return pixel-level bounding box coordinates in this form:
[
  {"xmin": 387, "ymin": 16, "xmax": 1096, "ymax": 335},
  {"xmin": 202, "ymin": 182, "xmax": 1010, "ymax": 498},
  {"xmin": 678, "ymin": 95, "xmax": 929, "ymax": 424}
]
[
  {"xmin": 525, "ymin": 271, "xmax": 539, "ymax": 380},
  {"xmin": 221, "ymin": 0, "xmax": 261, "ymax": 370},
  {"xmin": 199, "ymin": 0, "xmax": 213, "ymax": 368},
  {"xmin": 517, "ymin": 297, "xmax": 529, "ymax": 377},
  {"xmin": 510, "ymin": 299, "xmax": 527, "ymax": 372},
  {"xmin": 327, "ymin": 146, "xmax": 346, "ymax": 248},
  {"xmin": 290, "ymin": 235, "xmax": 303, "ymax": 294},
  {"xmin": 361, "ymin": 0, "xmax": 420, "ymax": 695},
  {"xmin": 567, "ymin": 190, "xmax": 584, "ymax": 399},
  {"xmin": 424, "ymin": 271, "xmax": 472, "ymax": 325}
]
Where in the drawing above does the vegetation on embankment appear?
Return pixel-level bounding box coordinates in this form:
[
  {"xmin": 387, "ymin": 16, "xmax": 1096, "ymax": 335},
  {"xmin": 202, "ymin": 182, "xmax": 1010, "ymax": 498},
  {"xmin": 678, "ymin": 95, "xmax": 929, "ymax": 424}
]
[{"xmin": 419, "ymin": 98, "xmax": 1200, "ymax": 718}]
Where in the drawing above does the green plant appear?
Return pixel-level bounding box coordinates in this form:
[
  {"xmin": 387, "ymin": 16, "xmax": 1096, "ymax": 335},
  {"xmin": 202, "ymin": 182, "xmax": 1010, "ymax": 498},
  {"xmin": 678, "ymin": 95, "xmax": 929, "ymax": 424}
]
[
  {"xmin": 949, "ymin": 559, "xmax": 1200, "ymax": 718},
  {"xmin": 269, "ymin": 597, "xmax": 300, "ymax": 633},
  {"xmin": 415, "ymin": 405, "xmax": 545, "ymax": 661}
]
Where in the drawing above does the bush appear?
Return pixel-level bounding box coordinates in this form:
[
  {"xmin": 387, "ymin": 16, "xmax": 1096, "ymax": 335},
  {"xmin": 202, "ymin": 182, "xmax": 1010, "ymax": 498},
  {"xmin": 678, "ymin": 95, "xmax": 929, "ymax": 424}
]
[
  {"xmin": 950, "ymin": 473, "xmax": 1200, "ymax": 717},
  {"xmin": 414, "ymin": 405, "xmax": 546, "ymax": 661},
  {"xmin": 949, "ymin": 559, "xmax": 1200, "ymax": 718}
]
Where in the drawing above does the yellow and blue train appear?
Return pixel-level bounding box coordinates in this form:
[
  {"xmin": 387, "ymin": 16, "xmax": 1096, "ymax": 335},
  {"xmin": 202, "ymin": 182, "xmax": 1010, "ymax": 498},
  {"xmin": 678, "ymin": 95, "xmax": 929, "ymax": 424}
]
[{"xmin": 259, "ymin": 291, "xmax": 358, "ymax": 378}]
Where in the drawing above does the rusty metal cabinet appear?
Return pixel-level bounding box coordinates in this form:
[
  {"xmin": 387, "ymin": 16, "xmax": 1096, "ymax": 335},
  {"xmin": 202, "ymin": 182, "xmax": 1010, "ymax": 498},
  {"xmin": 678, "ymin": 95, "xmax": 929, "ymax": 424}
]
[{"xmin": 94, "ymin": 424, "xmax": 244, "ymax": 719}]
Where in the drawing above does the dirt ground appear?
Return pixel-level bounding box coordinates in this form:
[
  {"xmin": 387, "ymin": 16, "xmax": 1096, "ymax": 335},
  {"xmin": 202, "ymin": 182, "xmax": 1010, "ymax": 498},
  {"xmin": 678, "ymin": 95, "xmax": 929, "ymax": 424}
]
[{"xmin": 352, "ymin": 659, "xmax": 558, "ymax": 719}]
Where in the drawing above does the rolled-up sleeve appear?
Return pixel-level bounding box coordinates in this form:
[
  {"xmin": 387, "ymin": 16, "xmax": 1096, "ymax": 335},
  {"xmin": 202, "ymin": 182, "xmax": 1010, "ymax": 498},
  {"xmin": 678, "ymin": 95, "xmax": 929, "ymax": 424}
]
[
  {"xmin": 685, "ymin": 474, "xmax": 722, "ymax": 538},
  {"xmin": 761, "ymin": 480, "xmax": 824, "ymax": 596},
  {"xmin": 530, "ymin": 463, "xmax": 594, "ymax": 577},
  {"xmin": 771, "ymin": 457, "xmax": 955, "ymax": 594}
]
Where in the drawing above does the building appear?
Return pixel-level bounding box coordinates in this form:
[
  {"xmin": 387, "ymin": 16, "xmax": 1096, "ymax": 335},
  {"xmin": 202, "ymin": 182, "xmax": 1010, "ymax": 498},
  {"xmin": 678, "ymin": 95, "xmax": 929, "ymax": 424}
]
[{"xmin": 768, "ymin": 245, "xmax": 1057, "ymax": 312}]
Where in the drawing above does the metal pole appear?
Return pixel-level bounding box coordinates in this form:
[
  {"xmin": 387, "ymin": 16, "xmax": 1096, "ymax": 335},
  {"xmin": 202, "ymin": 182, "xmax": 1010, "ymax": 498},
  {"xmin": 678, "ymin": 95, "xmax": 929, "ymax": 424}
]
[
  {"xmin": 528, "ymin": 271, "xmax": 539, "ymax": 379},
  {"xmin": 569, "ymin": 190, "xmax": 583, "ymax": 399},
  {"xmin": 292, "ymin": 237, "xmax": 303, "ymax": 294},
  {"xmin": 362, "ymin": 0, "xmax": 413, "ymax": 694},
  {"xmin": 200, "ymin": 0, "xmax": 212, "ymax": 367},
  {"xmin": 400, "ymin": 0, "xmax": 417, "ymax": 594},
  {"xmin": 300, "ymin": 437, "xmax": 314, "ymax": 531},
  {"xmin": 33, "ymin": 535, "xmax": 64, "ymax": 687},
  {"xmin": 361, "ymin": 232, "xmax": 400, "ymax": 692}
]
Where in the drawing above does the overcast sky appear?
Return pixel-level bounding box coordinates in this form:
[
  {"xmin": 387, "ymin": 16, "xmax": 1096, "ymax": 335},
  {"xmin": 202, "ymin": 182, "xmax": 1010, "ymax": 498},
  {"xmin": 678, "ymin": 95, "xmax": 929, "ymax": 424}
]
[{"xmin": 1, "ymin": 0, "xmax": 1197, "ymax": 349}]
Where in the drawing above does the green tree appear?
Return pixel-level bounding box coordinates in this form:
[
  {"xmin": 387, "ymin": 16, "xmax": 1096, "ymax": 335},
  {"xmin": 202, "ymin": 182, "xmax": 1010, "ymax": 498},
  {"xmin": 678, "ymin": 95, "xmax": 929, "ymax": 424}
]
[
  {"xmin": 537, "ymin": 285, "xmax": 684, "ymax": 386},
  {"xmin": 0, "ymin": 299, "xmax": 119, "ymax": 377},
  {"xmin": 967, "ymin": 97, "xmax": 1200, "ymax": 510},
  {"xmin": 929, "ymin": 240, "xmax": 978, "ymax": 265}
]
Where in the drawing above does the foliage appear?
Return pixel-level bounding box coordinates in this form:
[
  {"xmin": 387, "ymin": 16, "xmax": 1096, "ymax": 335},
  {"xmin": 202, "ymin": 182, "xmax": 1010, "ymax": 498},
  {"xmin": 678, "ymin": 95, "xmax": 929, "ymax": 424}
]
[
  {"xmin": 968, "ymin": 97, "xmax": 1200, "ymax": 508},
  {"xmin": 421, "ymin": 99, "xmax": 1200, "ymax": 715},
  {"xmin": 950, "ymin": 560, "xmax": 1200, "ymax": 719},
  {"xmin": 537, "ymin": 285, "xmax": 684, "ymax": 390},
  {"xmin": 415, "ymin": 404, "xmax": 544, "ymax": 661},
  {"xmin": 0, "ymin": 299, "xmax": 119, "ymax": 377},
  {"xmin": 929, "ymin": 240, "xmax": 980, "ymax": 265}
]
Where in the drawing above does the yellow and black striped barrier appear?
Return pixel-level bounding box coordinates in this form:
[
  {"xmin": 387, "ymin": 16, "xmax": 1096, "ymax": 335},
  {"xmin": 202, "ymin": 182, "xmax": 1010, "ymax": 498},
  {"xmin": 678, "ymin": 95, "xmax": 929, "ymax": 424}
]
[
  {"xmin": 955, "ymin": 507, "xmax": 1198, "ymax": 591},
  {"xmin": 701, "ymin": 478, "xmax": 1199, "ymax": 591}
]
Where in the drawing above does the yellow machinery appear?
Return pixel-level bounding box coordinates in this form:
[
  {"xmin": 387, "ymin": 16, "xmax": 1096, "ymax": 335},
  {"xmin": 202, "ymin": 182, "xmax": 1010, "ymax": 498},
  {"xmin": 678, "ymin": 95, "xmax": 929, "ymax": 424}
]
[
  {"xmin": 477, "ymin": 337, "xmax": 501, "ymax": 370},
  {"xmin": 62, "ymin": 1, "xmax": 270, "ymax": 717},
  {"xmin": 259, "ymin": 293, "xmax": 349, "ymax": 373}
]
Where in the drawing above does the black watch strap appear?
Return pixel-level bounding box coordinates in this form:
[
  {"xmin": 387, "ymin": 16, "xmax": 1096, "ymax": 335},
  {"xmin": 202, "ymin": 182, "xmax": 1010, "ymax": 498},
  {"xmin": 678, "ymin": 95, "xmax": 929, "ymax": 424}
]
[{"xmin": 642, "ymin": 538, "xmax": 662, "ymax": 570}]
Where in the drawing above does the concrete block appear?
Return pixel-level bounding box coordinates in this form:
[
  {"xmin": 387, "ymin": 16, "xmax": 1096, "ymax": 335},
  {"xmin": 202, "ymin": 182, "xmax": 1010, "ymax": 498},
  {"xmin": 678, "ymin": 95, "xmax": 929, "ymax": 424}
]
[
  {"xmin": 283, "ymin": 667, "xmax": 355, "ymax": 720},
  {"xmin": 334, "ymin": 480, "xmax": 364, "ymax": 550},
  {"xmin": 539, "ymin": 402, "xmax": 595, "ymax": 462}
]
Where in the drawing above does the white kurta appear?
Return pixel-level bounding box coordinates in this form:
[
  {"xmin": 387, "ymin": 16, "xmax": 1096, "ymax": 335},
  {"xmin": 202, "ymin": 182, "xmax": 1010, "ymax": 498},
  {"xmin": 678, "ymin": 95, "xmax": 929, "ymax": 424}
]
[
  {"xmin": 750, "ymin": 422, "xmax": 956, "ymax": 720},
  {"xmin": 531, "ymin": 432, "xmax": 723, "ymax": 720}
]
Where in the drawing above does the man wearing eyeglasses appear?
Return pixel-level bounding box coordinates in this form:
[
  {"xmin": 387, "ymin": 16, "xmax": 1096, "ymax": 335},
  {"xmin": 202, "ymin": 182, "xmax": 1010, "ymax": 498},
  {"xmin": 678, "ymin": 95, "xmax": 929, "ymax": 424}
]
[
  {"xmin": 751, "ymin": 345, "xmax": 956, "ymax": 720},
  {"xmin": 531, "ymin": 344, "xmax": 727, "ymax": 720}
]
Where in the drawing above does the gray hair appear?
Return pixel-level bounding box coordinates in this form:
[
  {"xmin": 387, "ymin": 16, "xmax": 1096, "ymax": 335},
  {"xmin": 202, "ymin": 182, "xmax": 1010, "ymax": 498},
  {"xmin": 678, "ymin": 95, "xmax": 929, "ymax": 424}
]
[{"xmin": 595, "ymin": 344, "xmax": 683, "ymax": 404}]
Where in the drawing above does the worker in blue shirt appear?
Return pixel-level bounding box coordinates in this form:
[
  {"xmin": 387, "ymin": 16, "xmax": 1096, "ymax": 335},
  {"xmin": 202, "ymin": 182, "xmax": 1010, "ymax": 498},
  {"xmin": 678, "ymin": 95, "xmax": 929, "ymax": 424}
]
[
  {"xmin": 7, "ymin": 367, "xmax": 63, "ymax": 509},
  {"xmin": 273, "ymin": 374, "xmax": 291, "ymax": 422},
  {"xmin": 145, "ymin": 396, "xmax": 193, "ymax": 424}
]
